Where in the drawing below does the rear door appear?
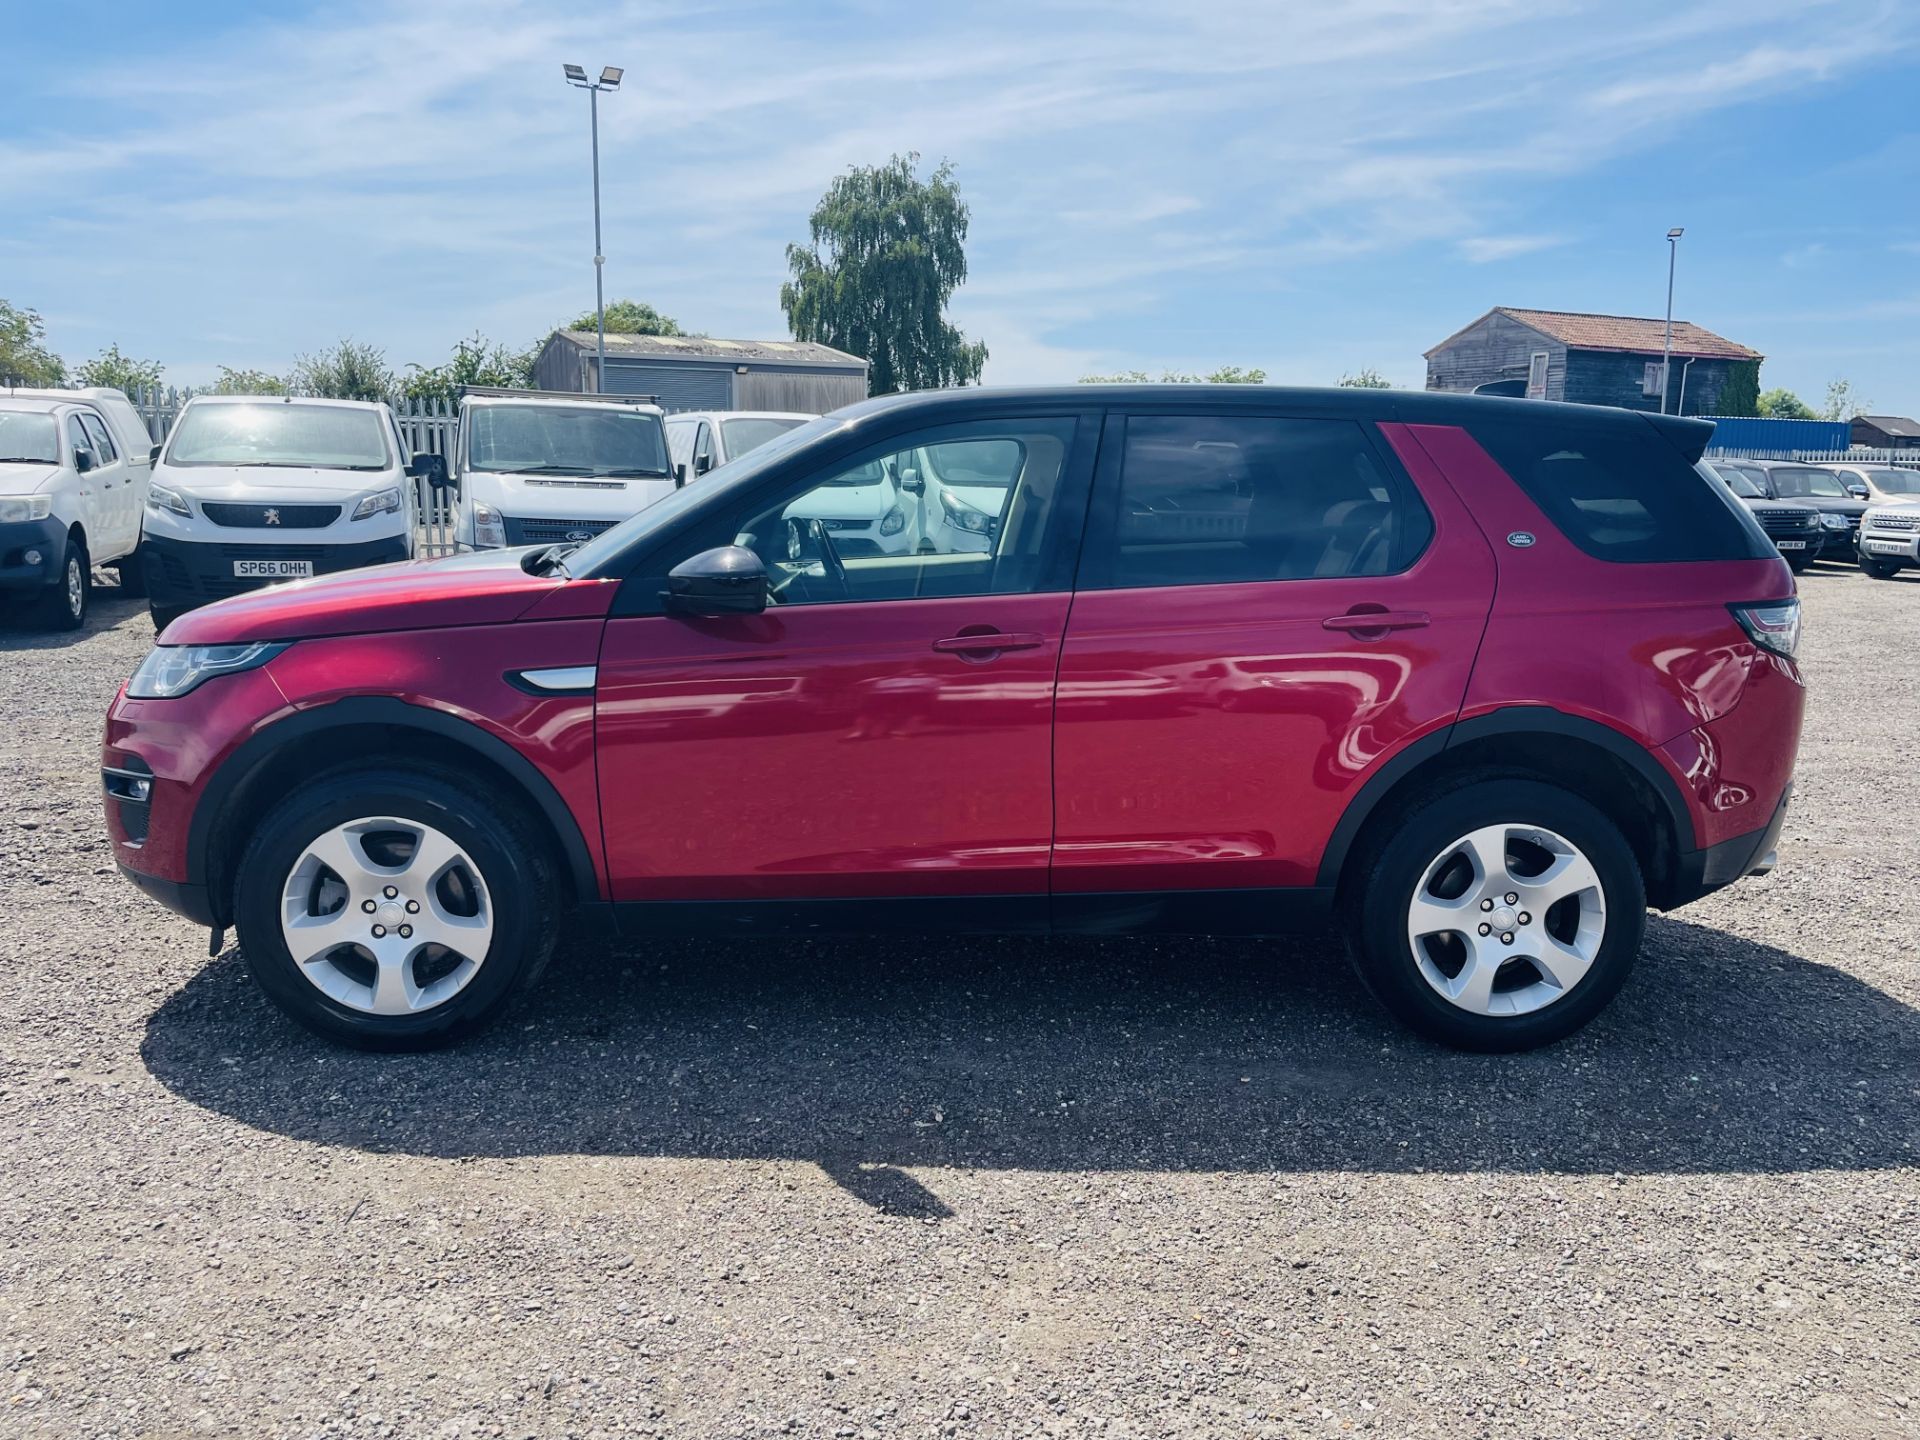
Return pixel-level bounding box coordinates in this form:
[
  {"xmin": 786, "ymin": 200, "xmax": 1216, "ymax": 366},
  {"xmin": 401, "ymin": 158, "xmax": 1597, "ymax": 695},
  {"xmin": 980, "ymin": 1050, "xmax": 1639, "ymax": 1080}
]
[{"xmin": 1051, "ymin": 409, "xmax": 1497, "ymax": 911}]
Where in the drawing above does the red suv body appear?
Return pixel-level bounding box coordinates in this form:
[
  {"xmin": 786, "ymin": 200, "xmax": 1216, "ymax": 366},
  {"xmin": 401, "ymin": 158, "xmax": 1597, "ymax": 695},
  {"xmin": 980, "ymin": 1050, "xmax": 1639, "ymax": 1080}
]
[{"xmin": 103, "ymin": 387, "xmax": 1803, "ymax": 1051}]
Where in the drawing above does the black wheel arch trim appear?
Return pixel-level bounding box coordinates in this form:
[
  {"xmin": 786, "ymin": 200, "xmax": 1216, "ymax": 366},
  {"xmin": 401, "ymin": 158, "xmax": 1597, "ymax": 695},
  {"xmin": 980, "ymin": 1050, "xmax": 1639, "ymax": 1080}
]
[
  {"xmin": 185, "ymin": 696, "xmax": 601, "ymax": 914},
  {"xmin": 1315, "ymin": 706, "xmax": 1698, "ymax": 890}
]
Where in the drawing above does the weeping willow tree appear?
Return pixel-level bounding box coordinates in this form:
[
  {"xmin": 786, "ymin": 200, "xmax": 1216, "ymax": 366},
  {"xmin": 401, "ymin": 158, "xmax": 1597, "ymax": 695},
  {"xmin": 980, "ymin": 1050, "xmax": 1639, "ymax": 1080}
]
[{"xmin": 781, "ymin": 154, "xmax": 987, "ymax": 395}]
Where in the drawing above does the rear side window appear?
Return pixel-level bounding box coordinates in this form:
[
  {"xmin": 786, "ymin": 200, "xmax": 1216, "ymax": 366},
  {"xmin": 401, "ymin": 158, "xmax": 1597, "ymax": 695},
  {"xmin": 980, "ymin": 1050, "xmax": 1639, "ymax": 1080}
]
[
  {"xmin": 1084, "ymin": 414, "xmax": 1433, "ymax": 590},
  {"xmin": 1469, "ymin": 417, "xmax": 1774, "ymax": 563}
]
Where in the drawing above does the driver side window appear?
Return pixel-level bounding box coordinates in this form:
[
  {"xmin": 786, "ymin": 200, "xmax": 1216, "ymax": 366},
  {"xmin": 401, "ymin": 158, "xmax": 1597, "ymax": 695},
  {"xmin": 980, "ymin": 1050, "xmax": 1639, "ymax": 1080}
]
[{"xmin": 725, "ymin": 418, "xmax": 1080, "ymax": 606}]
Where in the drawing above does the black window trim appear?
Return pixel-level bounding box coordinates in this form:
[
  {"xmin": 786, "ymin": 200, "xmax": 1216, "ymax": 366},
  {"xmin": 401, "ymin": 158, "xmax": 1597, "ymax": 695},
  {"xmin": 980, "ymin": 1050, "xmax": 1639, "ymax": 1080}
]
[
  {"xmin": 607, "ymin": 409, "xmax": 1103, "ymax": 617},
  {"xmin": 1071, "ymin": 407, "xmax": 1436, "ymax": 593}
]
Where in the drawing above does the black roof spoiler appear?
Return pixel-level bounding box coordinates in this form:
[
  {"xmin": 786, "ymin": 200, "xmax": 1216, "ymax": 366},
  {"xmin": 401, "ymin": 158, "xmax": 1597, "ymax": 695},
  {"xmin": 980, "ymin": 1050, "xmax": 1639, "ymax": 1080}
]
[{"xmin": 1645, "ymin": 412, "xmax": 1716, "ymax": 463}]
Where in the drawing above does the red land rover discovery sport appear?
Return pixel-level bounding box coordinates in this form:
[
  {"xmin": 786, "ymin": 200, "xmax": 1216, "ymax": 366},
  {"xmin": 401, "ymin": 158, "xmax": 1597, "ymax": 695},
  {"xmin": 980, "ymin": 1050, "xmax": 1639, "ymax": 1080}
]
[{"xmin": 102, "ymin": 387, "xmax": 1803, "ymax": 1052}]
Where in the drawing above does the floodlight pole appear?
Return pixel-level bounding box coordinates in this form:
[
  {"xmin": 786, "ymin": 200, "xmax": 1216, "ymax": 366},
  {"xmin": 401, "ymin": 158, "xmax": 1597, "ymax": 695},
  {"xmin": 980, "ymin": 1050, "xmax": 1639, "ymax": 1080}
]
[
  {"xmin": 1661, "ymin": 227, "xmax": 1684, "ymax": 415},
  {"xmin": 589, "ymin": 82, "xmax": 606, "ymax": 393}
]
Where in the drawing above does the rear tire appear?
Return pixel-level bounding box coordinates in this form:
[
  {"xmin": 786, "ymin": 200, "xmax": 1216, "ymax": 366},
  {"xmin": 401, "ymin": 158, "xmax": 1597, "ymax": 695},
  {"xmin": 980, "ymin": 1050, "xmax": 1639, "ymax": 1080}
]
[
  {"xmin": 32, "ymin": 536, "xmax": 89, "ymax": 631},
  {"xmin": 232, "ymin": 764, "xmax": 561, "ymax": 1050},
  {"xmin": 1345, "ymin": 776, "xmax": 1645, "ymax": 1052},
  {"xmin": 1860, "ymin": 557, "xmax": 1903, "ymax": 580}
]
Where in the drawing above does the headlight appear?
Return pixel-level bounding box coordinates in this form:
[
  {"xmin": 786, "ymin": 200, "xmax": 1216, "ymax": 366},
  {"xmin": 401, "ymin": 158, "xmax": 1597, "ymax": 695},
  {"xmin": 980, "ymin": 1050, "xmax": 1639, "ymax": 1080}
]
[
  {"xmin": 0, "ymin": 496, "xmax": 52, "ymax": 523},
  {"xmin": 352, "ymin": 486, "xmax": 404, "ymax": 521},
  {"xmin": 1819, "ymin": 512, "xmax": 1849, "ymax": 531},
  {"xmin": 1729, "ymin": 599, "xmax": 1800, "ymax": 661},
  {"xmin": 147, "ymin": 483, "xmax": 191, "ymax": 516},
  {"xmin": 471, "ymin": 501, "xmax": 506, "ymax": 548},
  {"xmin": 878, "ymin": 504, "xmax": 907, "ymax": 537},
  {"xmin": 127, "ymin": 642, "xmax": 289, "ymax": 699},
  {"xmin": 939, "ymin": 489, "xmax": 996, "ymax": 536}
]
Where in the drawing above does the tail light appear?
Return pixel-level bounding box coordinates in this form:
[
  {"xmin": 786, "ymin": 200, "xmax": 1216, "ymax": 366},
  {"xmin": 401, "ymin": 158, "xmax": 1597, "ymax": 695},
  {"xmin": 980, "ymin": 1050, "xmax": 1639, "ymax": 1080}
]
[{"xmin": 1729, "ymin": 598, "xmax": 1801, "ymax": 660}]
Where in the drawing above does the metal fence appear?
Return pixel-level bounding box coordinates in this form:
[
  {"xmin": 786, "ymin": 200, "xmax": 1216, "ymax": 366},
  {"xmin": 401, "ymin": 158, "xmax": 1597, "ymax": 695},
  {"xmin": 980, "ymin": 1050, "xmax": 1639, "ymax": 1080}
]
[
  {"xmin": 127, "ymin": 386, "xmax": 460, "ymax": 556},
  {"xmin": 1705, "ymin": 444, "xmax": 1920, "ymax": 466}
]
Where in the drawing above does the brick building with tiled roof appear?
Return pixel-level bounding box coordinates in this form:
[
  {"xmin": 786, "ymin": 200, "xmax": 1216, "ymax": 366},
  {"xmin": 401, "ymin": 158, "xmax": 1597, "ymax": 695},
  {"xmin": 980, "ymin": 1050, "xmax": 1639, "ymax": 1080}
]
[{"xmin": 1425, "ymin": 307, "xmax": 1763, "ymax": 415}]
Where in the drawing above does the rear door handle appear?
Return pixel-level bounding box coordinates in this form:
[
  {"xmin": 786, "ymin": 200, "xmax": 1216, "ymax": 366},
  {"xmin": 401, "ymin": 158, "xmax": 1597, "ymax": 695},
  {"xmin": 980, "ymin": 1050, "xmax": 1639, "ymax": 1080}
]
[
  {"xmin": 932, "ymin": 631, "xmax": 1045, "ymax": 655},
  {"xmin": 1322, "ymin": 610, "xmax": 1430, "ymax": 634}
]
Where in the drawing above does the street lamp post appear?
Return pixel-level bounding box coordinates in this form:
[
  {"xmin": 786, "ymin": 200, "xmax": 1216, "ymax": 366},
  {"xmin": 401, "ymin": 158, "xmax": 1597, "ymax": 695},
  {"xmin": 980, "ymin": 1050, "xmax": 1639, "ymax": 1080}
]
[
  {"xmin": 1661, "ymin": 226, "xmax": 1684, "ymax": 415},
  {"xmin": 563, "ymin": 63, "xmax": 624, "ymax": 393}
]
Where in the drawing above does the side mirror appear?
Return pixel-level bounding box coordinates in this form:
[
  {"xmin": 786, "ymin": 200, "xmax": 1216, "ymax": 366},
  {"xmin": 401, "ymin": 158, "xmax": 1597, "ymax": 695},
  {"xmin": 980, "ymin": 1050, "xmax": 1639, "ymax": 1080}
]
[
  {"xmin": 695, "ymin": 452, "xmax": 714, "ymax": 476},
  {"xmin": 149, "ymin": 443, "xmax": 163, "ymax": 465},
  {"xmin": 408, "ymin": 452, "xmax": 451, "ymax": 489},
  {"xmin": 899, "ymin": 466, "xmax": 924, "ymax": 495},
  {"xmin": 73, "ymin": 448, "xmax": 95, "ymax": 474},
  {"xmin": 675, "ymin": 461, "xmax": 688, "ymax": 488},
  {"xmin": 665, "ymin": 545, "xmax": 768, "ymax": 616},
  {"xmin": 1847, "ymin": 483, "xmax": 1869, "ymax": 499}
]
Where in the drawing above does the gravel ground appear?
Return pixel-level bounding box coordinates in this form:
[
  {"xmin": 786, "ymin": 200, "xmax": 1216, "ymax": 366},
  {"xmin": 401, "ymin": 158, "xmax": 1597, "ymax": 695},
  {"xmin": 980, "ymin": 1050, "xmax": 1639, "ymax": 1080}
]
[{"xmin": 3, "ymin": 568, "xmax": 1917, "ymax": 1439}]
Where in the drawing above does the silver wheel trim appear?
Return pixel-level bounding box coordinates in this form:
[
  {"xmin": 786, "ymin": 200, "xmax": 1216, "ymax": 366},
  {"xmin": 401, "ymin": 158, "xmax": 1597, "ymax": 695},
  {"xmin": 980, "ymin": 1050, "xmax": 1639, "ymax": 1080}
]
[
  {"xmin": 66, "ymin": 556, "xmax": 83, "ymax": 616},
  {"xmin": 279, "ymin": 816, "xmax": 494, "ymax": 1017},
  {"xmin": 1405, "ymin": 822, "xmax": 1606, "ymax": 1018}
]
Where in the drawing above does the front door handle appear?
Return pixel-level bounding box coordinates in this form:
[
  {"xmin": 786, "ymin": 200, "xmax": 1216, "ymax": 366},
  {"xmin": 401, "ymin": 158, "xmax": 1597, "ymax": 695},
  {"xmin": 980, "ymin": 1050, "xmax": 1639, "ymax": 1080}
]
[
  {"xmin": 1322, "ymin": 609, "xmax": 1430, "ymax": 635},
  {"xmin": 932, "ymin": 630, "xmax": 1045, "ymax": 656}
]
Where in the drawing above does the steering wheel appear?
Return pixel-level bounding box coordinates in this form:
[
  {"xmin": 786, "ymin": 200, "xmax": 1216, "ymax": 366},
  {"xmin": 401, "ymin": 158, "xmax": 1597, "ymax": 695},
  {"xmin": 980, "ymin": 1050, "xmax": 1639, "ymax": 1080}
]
[{"xmin": 807, "ymin": 518, "xmax": 848, "ymax": 590}]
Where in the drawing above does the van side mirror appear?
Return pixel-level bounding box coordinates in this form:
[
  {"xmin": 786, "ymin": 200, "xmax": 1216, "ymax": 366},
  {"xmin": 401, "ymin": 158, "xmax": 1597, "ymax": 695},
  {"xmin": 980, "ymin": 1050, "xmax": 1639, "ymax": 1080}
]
[
  {"xmin": 408, "ymin": 452, "xmax": 450, "ymax": 489},
  {"xmin": 73, "ymin": 448, "xmax": 95, "ymax": 474},
  {"xmin": 695, "ymin": 452, "xmax": 714, "ymax": 476},
  {"xmin": 675, "ymin": 461, "xmax": 688, "ymax": 488},
  {"xmin": 149, "ymin": 443, "xmax": 163, "ymax": 465},
  {"xmin": 898, "ymin": 466, "xmax": 924, "ymax": 495},
  {"xmin": 1847, "ymin": 482, "xmax": 1869, "ymax": 499},
  {"xmin": 665, "ymin": 545, "xmax": 768, "ymax": 616}
]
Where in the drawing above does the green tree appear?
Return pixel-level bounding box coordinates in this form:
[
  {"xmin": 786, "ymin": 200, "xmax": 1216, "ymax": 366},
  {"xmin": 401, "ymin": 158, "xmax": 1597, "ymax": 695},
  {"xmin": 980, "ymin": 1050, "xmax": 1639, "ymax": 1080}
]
[
  {"xmin": 210, "ymin": 366, "xmax": 287, "ymax": 396},
  {"xmin": 1717, "ymin": 360, "xmax": 1760, "ymax": 418},
  {"xmin": 781, "ymin": 153, "xmax": 987, "ymax": 395},
  {"xmin": 72, "ymin": 343, "xmax": 164, "ymax": 394},
  {"xmin": 1757, "ymin": 387, "xmax": 1816, "ymax": 420},
  {"xmin": 402, "ymin": 333, "xmax": 534, "ymax": 404},
  {"xmin": 568, "ymin": 299, "xmax": 684, "ymax": 336},
  {"xmin": 1822, "ymin": 377, "xmax": 1868, "ymax": 422},
  {"xmin": 289, "ymin": 339, "xmax": 395, "ymax": 401},
  {"xmin": 1339, "ymin": 368, "xmax": 1392, "ymax": 389},
  {"xmin": 0, "ymin": 299, "xmax": 65, "ymax": 385},
  {"xmin": 1081, "ymin": 367, "xmax": 1268, "ymax": 384}
]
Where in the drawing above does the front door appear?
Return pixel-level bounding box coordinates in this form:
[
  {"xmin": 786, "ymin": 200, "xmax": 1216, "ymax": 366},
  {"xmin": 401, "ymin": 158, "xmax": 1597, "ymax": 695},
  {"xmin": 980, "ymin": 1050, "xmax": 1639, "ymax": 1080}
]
[
  {"xmin": 1051, "ymin": 410, "xmax": 1497, "ymax": 908},
  {"xmin": 595, "ymin": 413, "xmax": 1095, "ymax": 911}
]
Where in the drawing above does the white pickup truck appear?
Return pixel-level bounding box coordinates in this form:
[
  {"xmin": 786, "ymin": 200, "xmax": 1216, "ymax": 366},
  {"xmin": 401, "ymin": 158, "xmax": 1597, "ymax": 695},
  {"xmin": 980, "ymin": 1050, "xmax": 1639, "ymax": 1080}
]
[
  {"xmin": 448, "ymin": 388, "xmax": 675, "ymax": 550},
  {"xmin": 0, "ymin": 386, "xmax": 155, "ymax": 629}
]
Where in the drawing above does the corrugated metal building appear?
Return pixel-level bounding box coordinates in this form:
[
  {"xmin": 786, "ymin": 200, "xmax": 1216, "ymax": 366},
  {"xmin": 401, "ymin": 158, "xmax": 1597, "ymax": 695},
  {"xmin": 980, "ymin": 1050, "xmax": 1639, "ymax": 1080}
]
[
  {"xmin": 1425, "ymin": 307, "xmax": 1763, "ymax": 416},
  {"xmin": 532, "ymin": 331, "xmax": 869, "ymax": 414},
  {"xmin": 1700, "ymin": 417, "xmax": 1852, "ymax": 453}
]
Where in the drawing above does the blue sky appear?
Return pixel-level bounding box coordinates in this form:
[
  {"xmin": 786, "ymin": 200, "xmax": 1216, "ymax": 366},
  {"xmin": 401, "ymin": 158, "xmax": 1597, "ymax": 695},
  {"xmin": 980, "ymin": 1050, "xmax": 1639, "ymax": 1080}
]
[{"xmin": 4, "ymin": 0, "xmax": 1917, "ymax": 407}]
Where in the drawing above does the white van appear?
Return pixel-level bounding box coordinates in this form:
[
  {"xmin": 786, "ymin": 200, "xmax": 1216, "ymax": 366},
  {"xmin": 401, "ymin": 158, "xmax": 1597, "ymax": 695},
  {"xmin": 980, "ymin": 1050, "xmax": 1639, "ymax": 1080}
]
[
  {"xmin": 664, "ymin": 410, "xmax": 812, "ymax": 481},
  {"xmin": 448, "ymin": 389, "xmax": 674, "ymax": 550},
  {"xmin": 143, "ymin": 395, "xmax": 423, "ymax": 630},
  {"xmin": 0, "ymin": 386, "xmax": 154, "ymax": 629}
]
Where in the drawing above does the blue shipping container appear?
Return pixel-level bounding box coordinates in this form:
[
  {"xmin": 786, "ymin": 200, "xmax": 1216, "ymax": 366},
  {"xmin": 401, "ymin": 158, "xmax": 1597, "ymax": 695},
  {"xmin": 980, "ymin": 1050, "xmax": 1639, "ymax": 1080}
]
[{"xmin": 1702, "ymin": 417, "xmax": 1851, "ymax": 454}]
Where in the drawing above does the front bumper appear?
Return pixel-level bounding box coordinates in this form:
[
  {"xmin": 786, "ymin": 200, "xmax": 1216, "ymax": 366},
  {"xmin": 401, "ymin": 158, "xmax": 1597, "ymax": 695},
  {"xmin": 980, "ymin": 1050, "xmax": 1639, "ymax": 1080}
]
[
  {"xmin": 1857, "ymin": 528, "xmax": 1920, "ymax": 563},
  {"xmin": 0, "ymin": 516, "xmax": 67, "ymax": 592},
  {"xmin": 144, "ymin": 532, "xmax": 409, "ymax": 610}
]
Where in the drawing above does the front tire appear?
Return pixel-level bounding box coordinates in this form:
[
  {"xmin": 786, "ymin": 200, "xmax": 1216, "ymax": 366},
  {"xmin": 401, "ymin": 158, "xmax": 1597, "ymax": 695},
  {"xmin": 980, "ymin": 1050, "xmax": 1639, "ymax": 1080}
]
[
  {"xmin": 233, "ymin": 765, "xmax": 560, "ymax": 1050},
  {"xmin": 1786, "ymin": 555, "xmax": 1811, "ymax": 574},
  {"xmin": 149, "ymin": 603, "xmax": 188, "ymax": 634},
  {"xmin": 1860, "ymin": 557, "xmax": 1903, "ymax": 580},
  {"xmin": 33, "ymin": 536, "xmax": 89, "ymax": 630},
  {"xmin": 113, "ymin": 547, "xmax": 148, "ymax": 597},
  {"xmin": 1345, "ymin": 777, "xmax": 1645, "ymax": 1052}
]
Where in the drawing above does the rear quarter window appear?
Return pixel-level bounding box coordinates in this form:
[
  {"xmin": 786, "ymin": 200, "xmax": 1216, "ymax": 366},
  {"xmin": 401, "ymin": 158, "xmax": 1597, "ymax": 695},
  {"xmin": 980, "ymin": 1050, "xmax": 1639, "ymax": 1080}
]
[{"xmin": 1468, "ymin": 416, "xmax": 1774, "ymax": 563}]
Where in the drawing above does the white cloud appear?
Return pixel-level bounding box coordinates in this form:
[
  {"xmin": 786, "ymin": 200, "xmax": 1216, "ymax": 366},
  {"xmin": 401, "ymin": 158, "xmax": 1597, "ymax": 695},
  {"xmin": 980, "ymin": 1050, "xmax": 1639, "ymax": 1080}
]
[{"xmin": 1456, "ymin": 235, "xmax": 1567, "ymax": 264}]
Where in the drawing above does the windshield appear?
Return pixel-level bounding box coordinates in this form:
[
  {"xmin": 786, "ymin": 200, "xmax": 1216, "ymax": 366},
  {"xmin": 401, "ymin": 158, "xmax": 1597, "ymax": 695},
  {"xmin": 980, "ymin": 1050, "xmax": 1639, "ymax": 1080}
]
[
  {"xmin": 166, "ymin": 403, "xmax": 389, "ymax": 470},
  {"xmin": 1860, "ymin": 468, "xmax": 1920, "ymax": 495},
  {"xmin": 1770, "ymin": 466, "xmax": 1849, "ymax": 499},
  {"xmin": 567, "ymin": 412, "xmax": 846, "ymax": 576},
  {"xmin": 720, "ymin": 417, "xmax": 806, "ymax": 458},
  {"xmin": 468, "ymin": 405, "xmax": 670, "ymax": 477},
  {"xmin": 0, "ymin": 411, "xmax": 59, "ymax": 463},
  {"xmin": 1709, "ymin": 463, "xmax": 1763, "ymax": 499}
]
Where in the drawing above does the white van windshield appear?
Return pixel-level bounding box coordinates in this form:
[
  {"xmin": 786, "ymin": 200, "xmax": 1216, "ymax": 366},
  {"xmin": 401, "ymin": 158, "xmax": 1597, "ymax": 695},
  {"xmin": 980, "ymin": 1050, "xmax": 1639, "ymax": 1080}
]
[
  {"xmin": 720, "ymin": 416, "xmax": 806, "ymax": 458},
  {"xmin": 166, "ymin": 403, "xmax": 389, "ymax": 470},
  {"xmin": 468, "ymin": 406, "xmax": 671, "ymax": 478},
  {"xmin": 0, "ymin": 412, "xmax": 60, "ymax": 464}
]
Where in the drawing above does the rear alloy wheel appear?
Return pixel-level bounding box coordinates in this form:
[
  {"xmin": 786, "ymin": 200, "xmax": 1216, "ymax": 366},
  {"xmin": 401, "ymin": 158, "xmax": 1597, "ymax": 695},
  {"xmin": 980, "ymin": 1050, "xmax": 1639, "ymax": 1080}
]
[
  {"xmin": 1860, "ymin": 557, "xmax": 1903, "ymax": 580},
  {"xmin": 235, "ymin": 766, "xmax": 558, "ymax": 1049},
  {"xmin": 33, "ymin": 538, "xmax": 89, "ymax": 630},
  {"xmin": 1347, "ymin": 778, "xmax": 1644, "ymax": 1051}
]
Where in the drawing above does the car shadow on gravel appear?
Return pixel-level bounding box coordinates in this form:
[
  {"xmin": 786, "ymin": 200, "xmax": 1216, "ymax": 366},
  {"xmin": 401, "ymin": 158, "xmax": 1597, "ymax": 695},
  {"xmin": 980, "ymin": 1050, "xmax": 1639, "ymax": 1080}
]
[
  {"xmin": 0, "ymin": 584, "xmax": 144, "ymax": 647},
  {"xmin": 141, "ymin": 913, "xmax": 1918, "ymax": 1213}
]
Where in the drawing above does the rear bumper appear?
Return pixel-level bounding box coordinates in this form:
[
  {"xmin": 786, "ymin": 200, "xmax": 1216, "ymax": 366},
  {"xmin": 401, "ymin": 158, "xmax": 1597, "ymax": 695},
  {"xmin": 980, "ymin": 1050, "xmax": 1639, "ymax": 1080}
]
[
  {"xmin": 0, "ymin": 516, "xmax": 67, "ymax": 591},
  {"xmin": 144, "ymin": 532, "xmax": 409, "ymax": 610},
  {"xmin": 1666, "ymin": 782, "xmax": 1792, "ymax": 909}
]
